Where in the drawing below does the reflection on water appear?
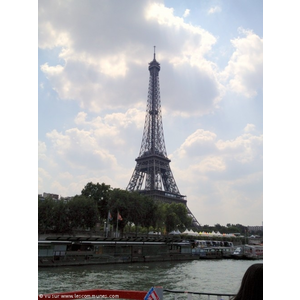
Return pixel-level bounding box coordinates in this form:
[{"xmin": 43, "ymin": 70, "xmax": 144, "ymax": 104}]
[{"xmin": 38, "ymin": 259, "xmax": 262, "ymax": 296}]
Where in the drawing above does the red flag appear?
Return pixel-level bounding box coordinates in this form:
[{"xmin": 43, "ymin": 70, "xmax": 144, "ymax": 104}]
[{"xmin": 117, "ymin": 212, "xmax": 123, "ymax": 221}]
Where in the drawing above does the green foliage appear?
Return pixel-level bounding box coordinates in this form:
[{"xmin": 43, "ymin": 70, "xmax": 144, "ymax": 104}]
[
  {"xmin": 52, "ymin": 199, "xmax": 72, "ymax": 233},
  {"xmin": 81, "ymin": 182, "xmax": 111, "ymax": 219},
  {"xmin": 38, "ymin": 195, "xmax": 99, "ymax": 234},
  {"xmin": 38, "ymin": 197, "xmax": 56, "ymax": 233},
  {"xmin": 142, "ymin": 197, "xmax": 159, "ymax": 229},
  {"xmin": 38, "ymin": 182, "xmax": 195, "ymax": 236},
  {"xmin": 67, "ymin": 195, "xmax": 99, "ymax": 230},
  {"xmin": 108, "ymin": 188, "xmax": 131, "ymax": 232},
  {"xmin": 39, "ymin": 182, "xmax": 258, "ymax": 237},
  {"xmin": 107, "ymin": 190, "xmax": 158, "ymax": 234},
  {"xmin": 199, "ymin": 223, "xmax": 250, "ymax": 235},
  {"xmin": 161, "ymin": 203, "xmax": 192, "ymax": 232}
]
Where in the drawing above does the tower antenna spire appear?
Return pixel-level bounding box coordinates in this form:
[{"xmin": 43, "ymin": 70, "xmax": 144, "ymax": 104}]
[{"xmin": 154, "ymin": 45, "xmax": 156, "ymax": 59}]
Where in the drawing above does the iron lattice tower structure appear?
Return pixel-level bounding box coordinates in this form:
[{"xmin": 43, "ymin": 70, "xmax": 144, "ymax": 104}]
[{"xmin": 127, "ymin": 49, "xmax": 200, "ymax": 228}]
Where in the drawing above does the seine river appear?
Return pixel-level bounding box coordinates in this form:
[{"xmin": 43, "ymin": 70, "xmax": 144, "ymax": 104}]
[{"xmin": 38, "ymin": 259, "xmax": 262, "ymax": 297}]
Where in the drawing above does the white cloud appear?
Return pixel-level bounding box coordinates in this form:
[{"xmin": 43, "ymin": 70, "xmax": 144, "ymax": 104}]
[
  {"xmin": 183, "ymin": 9, "xmax": 190, "ymax": 18},
  {"xmin": 216, "ymin": 133, "xmax": 263, "ymax": 164},
  {"xmin": 192, "ymin": 156, "xmax": 226, "ymax": 173},
  {"xmin": 208, "ymin": 6, "xmax": 222, "ymax": 15},
  {"xmin": 175, "ymin": 129, "xmax": 217, "ymax": 158},
  {"xmin": 38, "ymin": 121, "xmax": 131, "ymax": 197},
  {"xmin": 39, "ymin": 0, "xmax": 223, "ymax": 116},
  {"xmin": 46, "ymin": 128, "xmax": 118, "ymax": 170},
  {"xmin": 73, "ymin": 109, "xmax": 145, "ymax": 144},
  {"xmin": 38, "ymin": 167, "xmax": 52, "ymax": 194},
  {"xmin": 171, "ymin": 128, "xmax": 262, "ymax": 225},
  {"xmin": 99, "ymin": 54, "xmax": 128, "ymax": 78},
  {"xmin": 172, "ymin": 128, "xmax": 262, "ymax": 176},
  {"xmin": 244, "ymin": 123, "xmax": 256, "ymax": 133},
  {"xmin": 39, "ymin": 167, "xmax": 51, "ymax": 179},
  {"xmin": 38, "ymin": 19, "xmax": 72, "ymax": 49},
  {"xmin": 38, "ymin": 141, "xmax": 47, "ymax": 160},
  {"xmin": 145, "ymin": 3, "xmax": 217, "ymax": 59},
  {"xmin": 58, "ymin": 172, "xmax": 74, "ymax": 181},
  {"xmin": 39, "ymin": 108, "xmax": 147, "ymax": 195},
  {"xmin": 74, "ymin": 111, "xmax": 88, "ymax": 125},
  {"xmin": 222, "ymin": 28, "xmax": 263, "ymax": 98}
]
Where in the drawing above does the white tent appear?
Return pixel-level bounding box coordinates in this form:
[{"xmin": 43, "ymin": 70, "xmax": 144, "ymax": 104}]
[
  {"xmin": 182, "ymin": 229, "xmax": 199, "ymax": 236},
  {"xmin": 169, "ymin": 230, "xmax": 181, "ymax": 235}
]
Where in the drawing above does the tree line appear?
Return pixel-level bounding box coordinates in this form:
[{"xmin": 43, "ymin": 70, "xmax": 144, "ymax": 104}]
[
  {"xmin": 199, "ymin": 223, "xmax": 262, "ymax": 236},
  {"xmin": 38, "ymin": 182, "xmax": 192, "ymax": 235}
]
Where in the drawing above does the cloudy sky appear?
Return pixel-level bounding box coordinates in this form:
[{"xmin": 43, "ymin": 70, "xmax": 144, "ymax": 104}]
[{"xmin": 38, "ymin": 0, "xmax": 263, "ymax": 227}]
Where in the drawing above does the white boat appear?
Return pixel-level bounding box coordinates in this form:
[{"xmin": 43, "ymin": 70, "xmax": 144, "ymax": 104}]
[{"xmin": 231, "ymin": 244, "xmax": 263, "ymax": 260}]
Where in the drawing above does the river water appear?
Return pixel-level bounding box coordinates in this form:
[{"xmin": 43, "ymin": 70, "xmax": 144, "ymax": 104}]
[{"xmin": 38, "ymin": 259, "xmax": 262, "ymax": 297}]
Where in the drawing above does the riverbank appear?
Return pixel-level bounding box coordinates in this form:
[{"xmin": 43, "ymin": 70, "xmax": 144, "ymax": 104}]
[{"xmin": 38, "ymin": 234, "xmax": 261, "ymax": 267}]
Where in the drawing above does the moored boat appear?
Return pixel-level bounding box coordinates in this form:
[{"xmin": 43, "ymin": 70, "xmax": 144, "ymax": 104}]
[
  {"xmin": 38, "ymin": 237, "xmax": 196, "ymax": 267},
  {"xmin": 191, "ymin": 240, "xmax": 235, "ymax": 259},
  {"xmin": 231, "ymin": 244, "xmax": 263, "ymax": 260},
  {"xmin": 192, "ymin": 247, "xmax": 224, "ymax": 259}
]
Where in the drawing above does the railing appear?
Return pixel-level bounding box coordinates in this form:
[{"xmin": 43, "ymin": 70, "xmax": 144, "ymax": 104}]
[
  {"xmin": 38, "ymin": 287, "xmax": 236, "ymax": 300},
  {"xmin": 164, "ymin": 289, "xmax": 236, "ymax": 300}
]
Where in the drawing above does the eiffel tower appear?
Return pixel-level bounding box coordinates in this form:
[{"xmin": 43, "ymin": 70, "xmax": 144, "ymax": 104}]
[{"xmin": 127, "ymin": 48, "xmax": 200, "ymax": 229}]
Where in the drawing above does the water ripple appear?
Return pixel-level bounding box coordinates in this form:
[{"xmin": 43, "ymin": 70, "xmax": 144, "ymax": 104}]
[{"xmin": 39, "ymin": 260, "xmax": 262, "ymax": 296}]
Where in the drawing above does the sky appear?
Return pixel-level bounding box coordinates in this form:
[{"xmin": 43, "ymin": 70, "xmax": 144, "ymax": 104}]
[
  {"xmin": 38, "ymin": 0, "xmax": 263, "ymax": 227},
  {"xmin": 2, "ymin": 1, "xmax": 300, "ymax": 297}
]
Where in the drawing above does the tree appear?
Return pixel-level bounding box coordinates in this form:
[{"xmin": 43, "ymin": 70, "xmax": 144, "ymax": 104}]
[
  {"xmin": 155, "ymin": 202, "xmax": 166, "ymax": 233},
  {"xmin": 81, "ymin": 182, "xmax": 111, "ymax": 219},
  {"xmin": 107, "ymin": 190, "xmax": 160, "ymax": 236},
  {"xmin": 227, "ymin": 225, "xmax": 241, "ymax": 234},
  {"xmin": 214, "ymin": 223, "xmax": 222, "ymax": 232},
  {"xmin": 141, "ymin": 196, "xmax": 158, "ymax": 229},
  {"xmin": 38, "ymin": 197, "xmax": 56, "ymax": 234},
  {"xmin": 108, "ymin": 188, "xmax": 132, "ymax": 234},
  {"xmin": 170, "ymin": 203, "xmax": 192, "ymax": 230},
  {"xmin": 161, "ymin": 203, "xmax": 192, "ymax": 233},
  {"xmin": 67, "ymin": 195, "xmax": 99, "ymax": 230},
  {"xmin": 52, "ymin": 200, "xmax": 72, "ymax": 233},
  {"xmin": 165, "ymin": 210, "xmax": 180, "ymax": 232}
]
